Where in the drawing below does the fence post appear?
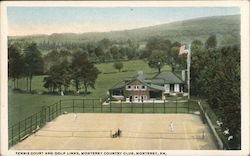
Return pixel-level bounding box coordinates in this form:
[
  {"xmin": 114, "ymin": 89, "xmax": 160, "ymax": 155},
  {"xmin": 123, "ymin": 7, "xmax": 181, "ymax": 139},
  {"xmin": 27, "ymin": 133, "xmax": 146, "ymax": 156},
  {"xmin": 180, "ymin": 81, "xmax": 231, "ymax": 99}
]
[
  {"xmin": 153, "ymin": 100, "xmax": 155, "ymax": 113},
  {"xmin": 36, "ymin": 113, "xmax": 38, "ymax": 129},
  {"xmin": 101, "ymin": 101, "xmax": 103, "ymax": 113},
  {"xmin": 24, "ymin": 119, "xmax": 27, "ymax": 135},
  {"xmin": 132, "ymin": 102, "xmax": 133, "ymax": 113},
  {"xmin": 92, "ymin": 99, "xmax": 94, "ymax": 112},
  {"xmin": 82, "ymin": 99, "xmax": 84, "ymax": 113},
  {"xmin": 56, "ymin": 102, "xmax": 58, "ymax": 116},
  {"xmin": 110, "ymin": 102, "xmax": 112, "ymax": 112},
  {"xmin": 176, "ymin": 99, "xmax": 177, "ymax": 113},
  {"xmin": 52, "ymin": 106, "xmax": 54, "ymax": 119},
  {"xmin": 59, "ymin": 100, "xmax": 62, "ymax": 115},
  {"xmin": 30, "ymin": 116, "xmax": 32, "ymax": 133},
  {"xmin": 188, "ymin": 99, "xmax": 190, "ymax": 113},
  {"xmin": 48, "ymin": 106, "xmax": 51, "ymax": 121},
  {"xmin": 120, "ymin": 101, "xmax": 122, "ymax": 113},
  {"xmin": 45, "ymin": 107, "xmax": 47, "ymax": 122},
  {"xmin": 11, "ymin": 126, "xmax": 14, "ymax": 146},
  {"xmin": 142, "ymin": 102, "xmax": 144, "ymax": 113},
  {"xmin": 164, "ymin": 100, "xmax": 166, "ymax": 113},
  {"xmin": 40, "ymin": 109, "xmax": 43, "ymax": 125},
  {"xmin": 73, "ymin": 99, "xmax": 75, "ymax": 113},
  {"xmin": 18, "ymin": 122, "xmax": 21, "ymax": 141}
]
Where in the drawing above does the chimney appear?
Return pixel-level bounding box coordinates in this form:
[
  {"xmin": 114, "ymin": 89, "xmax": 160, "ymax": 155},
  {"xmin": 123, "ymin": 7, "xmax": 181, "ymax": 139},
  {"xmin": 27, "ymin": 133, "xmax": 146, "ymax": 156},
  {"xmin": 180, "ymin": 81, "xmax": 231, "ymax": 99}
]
[
  {"xmin": 182, "ymin": 70, "xmax": 186, "ymax": 81},
  {"xmin": 138, "ymin": 70, "xmax": 143, "ymax": 76}
]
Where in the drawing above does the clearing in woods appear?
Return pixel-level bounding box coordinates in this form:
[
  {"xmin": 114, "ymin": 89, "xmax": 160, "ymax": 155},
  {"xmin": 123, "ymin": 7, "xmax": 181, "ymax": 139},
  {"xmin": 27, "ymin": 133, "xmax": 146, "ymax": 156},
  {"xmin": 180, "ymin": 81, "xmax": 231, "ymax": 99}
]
[{"xmin": 12, "ymin": 113, "xmax": 217, "ymax": 150}]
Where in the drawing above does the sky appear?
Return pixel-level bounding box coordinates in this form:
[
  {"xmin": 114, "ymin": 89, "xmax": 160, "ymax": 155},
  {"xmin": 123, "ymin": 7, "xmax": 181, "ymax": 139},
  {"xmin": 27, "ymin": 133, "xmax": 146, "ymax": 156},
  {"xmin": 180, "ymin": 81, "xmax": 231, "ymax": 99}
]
[{"xmin": 7, "ymin": 7, "xmax": 240, "ymax": 36}]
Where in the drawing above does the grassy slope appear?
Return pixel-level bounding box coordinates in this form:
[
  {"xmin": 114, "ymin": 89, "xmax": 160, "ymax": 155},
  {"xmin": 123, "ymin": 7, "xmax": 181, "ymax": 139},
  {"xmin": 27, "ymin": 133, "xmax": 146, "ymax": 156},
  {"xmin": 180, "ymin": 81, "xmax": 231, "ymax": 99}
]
[{"xmin": 8, "ymin": 60, "xmax": 171, "ymax": 125}]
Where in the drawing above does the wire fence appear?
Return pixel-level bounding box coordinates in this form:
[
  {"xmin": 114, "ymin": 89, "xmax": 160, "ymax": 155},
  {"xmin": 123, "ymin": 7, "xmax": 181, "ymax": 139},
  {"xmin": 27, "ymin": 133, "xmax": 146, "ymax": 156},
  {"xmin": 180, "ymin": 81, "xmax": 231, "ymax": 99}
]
[
  {"xmin": 198, "ymin": 101, "xmax": 231, "ymax": 150},
  {"xmin": 8, "ymin": 98, "xmax": 199, "ymax": 148}
]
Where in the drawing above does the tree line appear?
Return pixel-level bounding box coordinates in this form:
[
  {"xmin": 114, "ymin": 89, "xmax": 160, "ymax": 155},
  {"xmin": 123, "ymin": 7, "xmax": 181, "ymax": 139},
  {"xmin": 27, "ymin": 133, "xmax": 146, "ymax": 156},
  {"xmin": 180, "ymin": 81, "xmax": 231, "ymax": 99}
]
[
  {"xmin": 8, "ymin": 42, "xmax": 100, "ymax": 94},
  {"xmin": 190, "ymin": 35, "xmax": 240, "ymax": 149}
]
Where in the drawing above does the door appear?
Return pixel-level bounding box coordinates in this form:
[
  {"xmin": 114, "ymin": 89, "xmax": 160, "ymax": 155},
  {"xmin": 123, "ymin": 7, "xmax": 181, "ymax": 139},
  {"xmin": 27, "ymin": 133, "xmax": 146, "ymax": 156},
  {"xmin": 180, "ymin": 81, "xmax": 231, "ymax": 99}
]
[{"xmin": 134, "ymin": 95, "xmax": 139, "ymax": 102}]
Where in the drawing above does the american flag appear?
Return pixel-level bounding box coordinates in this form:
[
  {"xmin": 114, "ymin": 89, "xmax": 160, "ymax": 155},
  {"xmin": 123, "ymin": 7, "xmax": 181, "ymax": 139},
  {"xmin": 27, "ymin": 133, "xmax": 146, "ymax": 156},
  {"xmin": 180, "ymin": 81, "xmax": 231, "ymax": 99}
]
[{"xmin": 179, "ymin": 45, "xmax": 189, "ymax": 55}]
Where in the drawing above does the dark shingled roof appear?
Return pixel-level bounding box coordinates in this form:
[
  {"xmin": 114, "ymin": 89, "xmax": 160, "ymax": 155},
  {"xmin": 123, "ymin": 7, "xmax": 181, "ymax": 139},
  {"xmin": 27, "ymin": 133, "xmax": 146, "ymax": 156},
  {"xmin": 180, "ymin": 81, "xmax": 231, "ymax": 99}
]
[
  {"xmin": 109, "ymin": 80, "xmax": 127, "ymax": 90},
  {"xmin": 152, "ymin": 71, "xmax": 184, "ymax": 84},
  {"xmin": 109, "ymin": 71, "xmax": 182, "ymax": 91}
]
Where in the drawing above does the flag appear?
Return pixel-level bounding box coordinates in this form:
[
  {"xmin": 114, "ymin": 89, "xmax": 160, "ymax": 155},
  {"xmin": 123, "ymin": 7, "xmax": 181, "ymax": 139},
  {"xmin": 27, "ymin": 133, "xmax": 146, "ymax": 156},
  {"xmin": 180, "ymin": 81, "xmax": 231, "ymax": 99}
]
[{"xmin": 179, "ymin": 45, "xmax": 189, "ymax": 55}]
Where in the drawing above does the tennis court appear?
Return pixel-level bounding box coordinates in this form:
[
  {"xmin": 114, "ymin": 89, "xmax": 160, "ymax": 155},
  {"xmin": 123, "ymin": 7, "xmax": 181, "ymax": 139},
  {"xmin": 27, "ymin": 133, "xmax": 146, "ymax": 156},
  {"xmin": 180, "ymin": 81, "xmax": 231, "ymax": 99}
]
[{"xmin": 12, "ymin": 113, "xmax": 217, "ymax": 150}]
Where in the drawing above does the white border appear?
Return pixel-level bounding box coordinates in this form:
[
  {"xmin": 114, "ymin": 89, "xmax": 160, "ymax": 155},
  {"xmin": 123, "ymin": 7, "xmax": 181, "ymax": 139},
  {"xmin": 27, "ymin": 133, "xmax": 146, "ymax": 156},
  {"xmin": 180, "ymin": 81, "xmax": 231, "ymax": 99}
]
[{"xmin": 1, "ymin": 1, "xmax": 249, "ymax": 156}]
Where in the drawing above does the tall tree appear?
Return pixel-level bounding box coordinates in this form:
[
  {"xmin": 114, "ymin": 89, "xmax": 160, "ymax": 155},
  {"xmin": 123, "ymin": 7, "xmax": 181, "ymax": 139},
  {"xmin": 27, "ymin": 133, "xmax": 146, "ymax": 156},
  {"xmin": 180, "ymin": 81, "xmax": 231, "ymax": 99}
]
[
  {"xmin": 110, "ymin": 46, "xmax": 121, "ymax": 60},
  {"xmin": 24, "ymin": 43, "xmax": 44, "ymax": 92},
  {"xmin": 190, "ymin": 40, "xmax": 206, "ymax": 96},
  {"xmin": 71, "ymin": 51, "xmax": 100, "ymax": 94},
  {"xmin": 148, "ymin": 50, "xmax": 166, "ymax": 73},
  {"xmin": 205, "ymin": 34, "xmax": 217, "ymax": 49},
  {"xmin": 8, "ymin": 44, "xmax": 24, "ymax": 89},
  {"xmin": 43, "ymin": 60, "xmax": 71, "ymax": 92}
]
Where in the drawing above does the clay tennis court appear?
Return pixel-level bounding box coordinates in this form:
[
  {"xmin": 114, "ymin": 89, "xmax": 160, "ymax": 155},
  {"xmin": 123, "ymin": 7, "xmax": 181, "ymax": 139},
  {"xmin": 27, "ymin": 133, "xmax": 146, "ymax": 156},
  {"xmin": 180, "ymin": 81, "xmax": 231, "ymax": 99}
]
[{"xmin": 12, "ymin": 113, "xmax": 217, "ymax": 150}]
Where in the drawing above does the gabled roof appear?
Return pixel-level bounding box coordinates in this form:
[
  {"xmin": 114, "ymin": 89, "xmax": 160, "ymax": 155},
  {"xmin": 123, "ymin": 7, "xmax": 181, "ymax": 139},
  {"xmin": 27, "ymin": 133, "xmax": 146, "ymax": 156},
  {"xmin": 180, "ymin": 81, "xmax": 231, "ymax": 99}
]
[
  {"xmin": 109, "ymin": 76, "xmax": 164, "ymax": 91},
  {"xmin": 152, "ymin": 71, "xmax": 184, "ymax": 84},
  {"xmin": 109, "ymin": 71, "xmax": 182, "ymax": 91},
  {"xmin": 109, "ymin": 80, "xmax": 127, "ymax": 90}
]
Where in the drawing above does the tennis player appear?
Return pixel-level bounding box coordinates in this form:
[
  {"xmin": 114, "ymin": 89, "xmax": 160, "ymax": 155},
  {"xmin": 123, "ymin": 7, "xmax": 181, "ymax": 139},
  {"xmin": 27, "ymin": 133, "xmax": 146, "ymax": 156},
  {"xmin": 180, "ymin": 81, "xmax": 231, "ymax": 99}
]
[{"xmin": 170, "ymin": 121, "xmax": 174, "ymax": 132}]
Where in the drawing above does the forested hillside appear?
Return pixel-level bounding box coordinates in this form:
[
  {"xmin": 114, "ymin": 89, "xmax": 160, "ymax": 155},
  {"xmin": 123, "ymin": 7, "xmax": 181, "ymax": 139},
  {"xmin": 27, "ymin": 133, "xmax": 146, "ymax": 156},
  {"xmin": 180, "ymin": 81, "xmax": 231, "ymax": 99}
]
[{"xmin": 9, "ymin": 15, "xmax": 240, "ymax": 47}]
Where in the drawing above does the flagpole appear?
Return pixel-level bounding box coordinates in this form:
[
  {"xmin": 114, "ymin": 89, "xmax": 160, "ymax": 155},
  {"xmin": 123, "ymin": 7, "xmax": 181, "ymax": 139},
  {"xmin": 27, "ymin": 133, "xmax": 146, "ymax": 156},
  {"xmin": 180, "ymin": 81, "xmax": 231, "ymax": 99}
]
[{"xmin": 187, "ymin": 44, "xmax": 191, "ymax": 99}]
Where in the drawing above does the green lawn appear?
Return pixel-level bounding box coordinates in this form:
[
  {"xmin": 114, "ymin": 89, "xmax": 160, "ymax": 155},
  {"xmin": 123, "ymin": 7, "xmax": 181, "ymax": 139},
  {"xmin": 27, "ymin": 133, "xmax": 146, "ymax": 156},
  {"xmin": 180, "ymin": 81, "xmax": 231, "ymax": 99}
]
[{"xmin": 8, "ymin": 60, "xmax": 172, "ymax": 125}]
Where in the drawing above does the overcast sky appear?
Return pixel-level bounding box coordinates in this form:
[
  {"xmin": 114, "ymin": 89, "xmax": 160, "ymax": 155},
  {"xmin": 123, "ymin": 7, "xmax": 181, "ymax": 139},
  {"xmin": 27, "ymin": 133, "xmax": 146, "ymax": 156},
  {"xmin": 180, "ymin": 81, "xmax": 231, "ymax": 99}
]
[{"xmin": 8, "ymin": 7, "xmax": 240, "ymax": 36}]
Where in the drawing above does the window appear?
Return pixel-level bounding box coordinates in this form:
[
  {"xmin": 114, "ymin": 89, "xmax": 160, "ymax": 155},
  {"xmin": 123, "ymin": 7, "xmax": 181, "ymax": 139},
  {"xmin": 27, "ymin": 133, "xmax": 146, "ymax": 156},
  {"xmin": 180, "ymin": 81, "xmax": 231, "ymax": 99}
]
[
  {"xmin": 128, "ymin": 85, "xmax": 131, "ymax": 89},
  {"xmin": 142, "ymin": 86, "xmax": 145, "ymax": 89}
]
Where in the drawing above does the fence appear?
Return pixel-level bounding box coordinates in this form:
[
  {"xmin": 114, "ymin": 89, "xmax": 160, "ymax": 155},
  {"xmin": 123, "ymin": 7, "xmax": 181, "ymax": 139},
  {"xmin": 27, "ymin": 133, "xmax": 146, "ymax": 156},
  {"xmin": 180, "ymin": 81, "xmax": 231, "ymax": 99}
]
[
  {"xmin": 198, "ymin": 101, "xmax": 231, "ymax": 150},
  {"xmin": 8, "ymin": 98, "xmax": 199, "ymax": 148}
]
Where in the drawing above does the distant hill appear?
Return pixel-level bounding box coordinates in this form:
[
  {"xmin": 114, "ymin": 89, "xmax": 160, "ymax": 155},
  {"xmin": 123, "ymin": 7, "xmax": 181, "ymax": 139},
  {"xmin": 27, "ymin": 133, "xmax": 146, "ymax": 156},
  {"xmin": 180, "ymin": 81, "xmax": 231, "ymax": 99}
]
[{"xmin": 9, "ymin": 14, "xmax": 240, "ymax": 46}]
